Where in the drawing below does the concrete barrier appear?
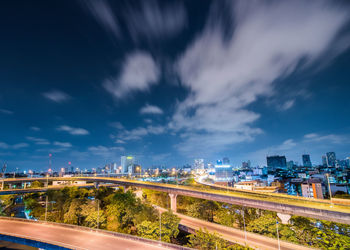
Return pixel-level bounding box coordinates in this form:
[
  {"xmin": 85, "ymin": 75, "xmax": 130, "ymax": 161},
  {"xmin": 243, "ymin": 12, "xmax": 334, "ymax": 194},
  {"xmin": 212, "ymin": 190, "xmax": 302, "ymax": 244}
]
[{"xmin": 0, "ymin": 217, "xmax": 191, "ymax": 250}]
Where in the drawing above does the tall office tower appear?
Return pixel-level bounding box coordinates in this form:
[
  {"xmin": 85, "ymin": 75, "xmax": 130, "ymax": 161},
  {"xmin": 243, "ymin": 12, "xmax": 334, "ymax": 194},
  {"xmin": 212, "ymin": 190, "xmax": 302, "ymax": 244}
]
[
  {"xmin": 266, "ymin": 155, "xmax": 287, "ymax": 171},
  {"xmin": 194, "ymin": 159, "xmax": 204, "ymax": 169},
  {"xmin": 287, "ymin": 160, "xmax": 294, "ymax": 169},
  {"xmin": 223, "ymin": 157, "xmax": 230, "ymax": 164},
  {"xmin": 215, "ymin": 163, "xmax": 233, "ymax": 182},
  {"xmin": 302, "ymin": 154, "xmax": 312, "ymax": 167},
  {"xmin": 326, "ymin": 152, "xmax": 336, "ymax": 167},
  {"xmin": 322, "ymin": 155, "xmax": 327, "ymax": 167},
  {"xmin": 121, "ymin": 156, "xmax": 134, "ymax": 174}
]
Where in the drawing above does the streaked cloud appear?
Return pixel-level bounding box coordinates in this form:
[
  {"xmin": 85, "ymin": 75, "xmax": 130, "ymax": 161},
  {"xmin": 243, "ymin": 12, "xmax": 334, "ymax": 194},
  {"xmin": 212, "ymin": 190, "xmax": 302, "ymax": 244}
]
[
  {"xmin": 57, "ymin": 125, "xmax": 90, "ymax": 135},
  {"xmin": 26, "ymin": 136, "xmax": 50, "ymax": 145},
  {"xmin": 88, "ymin": 145, "xmax": 124, "ymax": 158},
  {"xmin": 173, "ymin": 0, "xmax": 350, "ymax": 156},
  {"xmin": 112, "ymin": 124, "xmax": 165, "ymax": 141},
  {"xmin": 53, "ymin": 141, "xmax": 72, "ymax": 148},
  {"xmin": 43, "ymin": 90, "xmax": 70, "ymax": 103},
  {"xmin": 81, "ymin": 0, "xmax": 121, "ymax": 39},
  {"xmin": 0, "ymin": 142, "xmax": 29, "ymax": 149},
  {"xmin": 125, "ymin": 0, "xmax": 187, "ymax": 41},
  {"xmin": 0, "ymin": 109, "xmax": 14, "ymax": 115},
  {"xmin": 29, "ymin": 126, "xmax": 41, "ymax": 131},
  {"xmin": 104, "ymin": 51, "xmax": 159, "ymax": 100},
  {"xmin": 303, "ymin": 133, "xmax": 346, "ymax": 144},
  {"xmin": 140, "ymin": 104, "xmax": 163, "ymax": 115}
]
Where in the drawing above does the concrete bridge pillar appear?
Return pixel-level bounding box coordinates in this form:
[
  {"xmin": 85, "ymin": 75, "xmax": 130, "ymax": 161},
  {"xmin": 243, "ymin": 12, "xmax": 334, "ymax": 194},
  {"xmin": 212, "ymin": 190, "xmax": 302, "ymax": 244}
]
[
  {"xmin": 277, "ymin": 212, "xmax": 292, "ymax": 224},
  {"xmin": 121, "ymin": 185, "xmax": 131, "ymax": 193},
  {"xmin": 94, "ymin": 182, "xmax": 99, "ymax": 189},
  {"xmin": 134, "ymin": 189, "xmax": 143, "ymax": 199},
  {"xmin": 169, "ymin": 193, "xmax": 177, "ymax": 212},
  {"xmin": 23, "ymin": 182, "xmax": 27, "ymax": 189}
]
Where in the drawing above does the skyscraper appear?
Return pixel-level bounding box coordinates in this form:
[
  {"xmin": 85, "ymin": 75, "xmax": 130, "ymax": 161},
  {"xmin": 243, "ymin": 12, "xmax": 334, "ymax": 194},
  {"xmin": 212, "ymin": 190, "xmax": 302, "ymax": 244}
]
[
  {"xmin": 322, "ymin": 155, "xmax": 327, "ymax": 167},
  {"xmin": 121, "ymin": 156, "xmax": 134, "ymax": 174},
  {"xmin": 326, "ymin": 152, "xmax": 336, "ymax": 167},
  {"xmin": 194, "ymin": 159, "xmax": 204, "ymax": 170},
  {"xmin": 302, "ymin": 154, "xmax": 312, "ymax": 167},
  {"xmin": 223, "ymin": 157, "xmax": 230, "ymax": 164},
  {"xmin": 266, "ymin": 155, "xmax": 287, "ymax": 171}
]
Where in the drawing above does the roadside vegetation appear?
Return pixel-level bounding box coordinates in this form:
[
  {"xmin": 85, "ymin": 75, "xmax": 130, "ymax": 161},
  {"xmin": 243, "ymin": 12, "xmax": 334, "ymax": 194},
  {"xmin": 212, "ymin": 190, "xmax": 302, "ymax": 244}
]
[{"xmin": 144, "ymin": 188, "xmax": 350, "ymax": 249}]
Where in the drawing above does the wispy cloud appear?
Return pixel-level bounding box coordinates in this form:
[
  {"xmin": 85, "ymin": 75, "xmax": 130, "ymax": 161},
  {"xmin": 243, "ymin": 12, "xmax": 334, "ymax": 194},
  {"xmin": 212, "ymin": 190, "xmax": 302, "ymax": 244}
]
[
  {"xmin": 304, "ymin": 133, "xmax": 346, "ymax": 144},
  {"xmin": 125, "ymin": 0, "xmax": 187, "ymax": 41},
  {"xmin": 57, "ymin": 125, "xmax": 90, "ymax": 135},
  {"xmin": 279, "ymin": 99, "xmax": 295, "ymax": 111},
  {"xmin": 0, "ymin": 142, "xmax": 29, "ymax": 149},
  {"xmin": 112, "ymin": 124, "xmax": 165, "ymax": 142},
  {"xmin": 29, "ymin": 126, "xmax": 41, "ymax": 131},
  {"xmin": 172, "ymin": 0, "xmax": 350, "ymax": 156},
  {"xmin": 140, "ymin": 104, "xmax": 163, "ymax": 115},
  {"xmin": 0, "ymin": 109, "xmax": 14, "ymax": 115},
  {"xmin": 81, "ymin": 0, "xmax": 121, "ymax": 39},
  {"xmin": 53, "ymin": 141, "xmax": 72, "ymax": 148},
  {"xmin": 26, "ymin": 136, "xmax": 50, "ymax": 145},
  {"xmin": 104, "ymin": 51, "xmax": 159, "ymax": 100},
  {"xmin": 43, "ymin": 90, "xmax": 70, "ymax": 103},
  {"xmin": 88, "ymin": 145, "xmax": 124, "ymax": 158}
]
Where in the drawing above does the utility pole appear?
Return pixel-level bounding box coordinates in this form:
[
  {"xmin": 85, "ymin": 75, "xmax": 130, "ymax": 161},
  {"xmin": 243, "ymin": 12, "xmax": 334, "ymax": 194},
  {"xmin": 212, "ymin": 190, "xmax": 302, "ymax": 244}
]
[
  {"xmin": 97, "ymin": 199, "xmax": 100, "ymax": 229},
  {"xmin": 45, "ymin": 195, "xmax": 48, "ymax": 221},
  {"xmin": 242, "ymin": 208, "xmax": 247, "ymax": 245},
  {"xmin": 276, "ymin": 220, "xmax": 281, "ymax": 250},
  {"xmin": 159, "ymin": 210, "xmax": 162, "ymax": 242},
  {"xmin": 326, "ymin": 173, "xmax": 333, "ymax": 207}
]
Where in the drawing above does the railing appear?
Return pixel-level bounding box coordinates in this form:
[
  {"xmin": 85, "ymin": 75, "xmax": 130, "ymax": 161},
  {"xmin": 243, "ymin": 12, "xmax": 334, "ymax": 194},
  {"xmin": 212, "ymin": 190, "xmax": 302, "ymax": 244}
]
[{"xmin": 0, "ymin": 217, "xmax": 191, "ymax": 250}]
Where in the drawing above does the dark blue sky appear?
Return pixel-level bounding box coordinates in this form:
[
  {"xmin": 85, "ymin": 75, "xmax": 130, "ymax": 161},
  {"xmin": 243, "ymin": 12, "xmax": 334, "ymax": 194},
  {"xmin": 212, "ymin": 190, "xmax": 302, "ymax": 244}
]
[{"xmin": 0, "ymin": 0, "xmax": 350, "ymax": 172}]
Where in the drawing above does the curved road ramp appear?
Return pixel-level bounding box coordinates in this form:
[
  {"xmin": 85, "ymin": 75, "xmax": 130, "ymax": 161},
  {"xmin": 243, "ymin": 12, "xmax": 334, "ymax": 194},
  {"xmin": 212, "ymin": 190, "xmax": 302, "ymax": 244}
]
[{"xmin": 0, "ymin": 217, "xmax": 189, "ymax": 250}]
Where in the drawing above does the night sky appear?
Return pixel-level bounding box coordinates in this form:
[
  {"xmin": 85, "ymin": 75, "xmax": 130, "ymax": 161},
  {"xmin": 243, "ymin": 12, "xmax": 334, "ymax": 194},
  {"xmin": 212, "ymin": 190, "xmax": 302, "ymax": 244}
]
[{"xmin": 0, "ymin": 0, "xmax": 350, "ymax": 172}]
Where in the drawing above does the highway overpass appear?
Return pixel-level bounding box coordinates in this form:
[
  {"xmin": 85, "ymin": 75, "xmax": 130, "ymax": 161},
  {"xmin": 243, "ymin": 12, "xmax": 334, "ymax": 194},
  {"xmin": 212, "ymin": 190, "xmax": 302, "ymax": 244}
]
[
  {"xmin": 2, "ymin": 177, "xmax": 350, "ymax": 224},
  {"xmin": 0, "ymin": 217, "xmax": 187, "ymax": 250},
  {"xmin": 156, "ymin": 207, "xmax": 312, "ymax": 250}
]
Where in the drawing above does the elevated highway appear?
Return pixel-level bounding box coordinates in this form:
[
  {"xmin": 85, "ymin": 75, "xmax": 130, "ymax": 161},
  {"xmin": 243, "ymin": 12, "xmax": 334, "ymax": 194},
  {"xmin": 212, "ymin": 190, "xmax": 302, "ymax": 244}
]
[
  {"xmin": 2, "ymin": 177, "xmax": 350, "ymax": 224},
  {"xmin": 156, "ymin": 207, "xmax": 312, "ymax": 250},
  {"xmin": 0, "ymin": 217, "xmax": 186, "ymax": 250}
]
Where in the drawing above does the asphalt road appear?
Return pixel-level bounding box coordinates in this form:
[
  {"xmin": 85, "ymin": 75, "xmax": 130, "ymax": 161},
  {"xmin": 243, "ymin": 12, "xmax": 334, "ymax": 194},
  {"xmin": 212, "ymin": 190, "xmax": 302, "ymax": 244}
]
[
  {"xmin": 157, "ymin": 207, "xmax": 313, "ymax": 250},
  {"xmin": 0, "ymin": 219, "xmax": 168, "ymax": 250}
]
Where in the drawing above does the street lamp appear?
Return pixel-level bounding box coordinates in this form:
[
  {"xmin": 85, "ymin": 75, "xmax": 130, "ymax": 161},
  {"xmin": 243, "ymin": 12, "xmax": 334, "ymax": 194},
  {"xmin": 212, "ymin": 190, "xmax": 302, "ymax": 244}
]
[
  {"xmin": 326, "ymin": 173, "xmax": 333, "ymax": 207},
  {"xmin": 97, "ymin": 199, "xmax": 100, "ymax": 229},
  {"xmin": 242, "ymin": 208, "xmax": 247, "ymax": 245},
  {"xmin": 276, "ymin": 220, "xmax": 281, "ymax": 250},
  {"xmin": 159, "ymin": 209, "xmax": 162, "ymax": 243}
]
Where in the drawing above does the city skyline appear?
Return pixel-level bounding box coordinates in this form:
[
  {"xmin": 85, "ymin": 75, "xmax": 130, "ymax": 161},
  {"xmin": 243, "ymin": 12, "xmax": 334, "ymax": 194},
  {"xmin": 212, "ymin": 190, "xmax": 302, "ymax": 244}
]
[{"xmin": 1, "ymin": 0, "xmax": 350, "ymax": 171}]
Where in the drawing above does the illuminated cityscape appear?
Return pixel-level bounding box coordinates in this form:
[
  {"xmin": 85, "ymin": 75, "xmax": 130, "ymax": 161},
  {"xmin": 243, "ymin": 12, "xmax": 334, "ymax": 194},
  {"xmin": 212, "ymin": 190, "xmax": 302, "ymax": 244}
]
[{"xmin": 1, "ymin": 0, "xmax": 350, "ymax": 249}]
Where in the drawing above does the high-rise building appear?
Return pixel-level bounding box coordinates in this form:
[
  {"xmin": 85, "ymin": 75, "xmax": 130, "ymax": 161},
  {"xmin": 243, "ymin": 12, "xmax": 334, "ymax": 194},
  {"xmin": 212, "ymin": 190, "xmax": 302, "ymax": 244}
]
[
  {"xmin": 301, "ymin": 180, "xmax": 323, "ymax": 199},
  {"xmin": 287, "ymin": 160, "xmax": 294, "ymax": 169},
  {"xmin": 266, "ymin": 155, "xmax": 287, "ymax": 171},
  {"xmin": 322, "ymin": 155, "xmax": 327, "ymax": 167},
  {"xmin": 302, "ymin": 154, "xmax": 312, "ymax": 167},
  {"xmin": 215, "ymin": 163, "xmax": 233, "ymax": 182},
  {"xmin": 194, "ymin": 159, "xmax": 204, "ymax": 170},
  {"xmin": 326, "ymin": 152, "xmax": 336, "ymax": 167},
  {"xmin": 223, "ymin": 157, "xmax": 230, "ymax": 164},
  {"xmin": 121, "ymin": 156, "xmax": 134, "ymax": 174}
]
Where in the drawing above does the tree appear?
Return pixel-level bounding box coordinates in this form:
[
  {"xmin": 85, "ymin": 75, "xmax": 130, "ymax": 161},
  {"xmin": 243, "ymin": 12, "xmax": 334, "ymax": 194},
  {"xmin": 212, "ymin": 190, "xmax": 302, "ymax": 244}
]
[
  {"xmin": 30, "ymin": 181, "xmax": 43, "ymax": 188},
  {"xmin": 137, "ymin": 221, "xmax": 160, "ymax": 241},
  {"xmin": 160, "ymin": 211, "xmax": 180, "ymax": 243},
  {"xmin": 187, "ymin": 228, "xmax": 227, "ymax": 250}
]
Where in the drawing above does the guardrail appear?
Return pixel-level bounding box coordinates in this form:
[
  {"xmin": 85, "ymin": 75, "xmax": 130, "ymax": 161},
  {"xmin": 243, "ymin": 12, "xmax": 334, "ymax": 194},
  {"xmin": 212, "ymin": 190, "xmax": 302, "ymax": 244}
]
[{"xmin": 0, "ymin": 217, "xmax": 191, "ymax": 250}]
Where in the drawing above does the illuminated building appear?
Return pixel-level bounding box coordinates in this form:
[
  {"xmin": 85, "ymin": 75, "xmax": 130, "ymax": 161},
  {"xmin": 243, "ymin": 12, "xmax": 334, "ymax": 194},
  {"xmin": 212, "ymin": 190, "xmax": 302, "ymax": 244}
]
[
  {"xmin": 121, "ymin": 156, "xmax": 134, "ymax": 174},
  {"xmin": 267, "ymin": 155, "xmax": 287, "ymax": 171},
  {"xmin": 302, "ymin": 154, "xmax": 312, "ymax": 167}
]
